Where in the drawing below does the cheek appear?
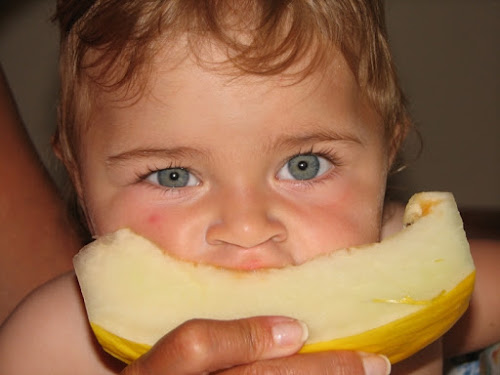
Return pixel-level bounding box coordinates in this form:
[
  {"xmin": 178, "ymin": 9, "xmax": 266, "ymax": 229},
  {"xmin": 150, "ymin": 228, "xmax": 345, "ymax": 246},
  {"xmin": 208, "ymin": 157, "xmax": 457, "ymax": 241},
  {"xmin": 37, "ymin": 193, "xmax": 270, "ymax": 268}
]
[
  {"xmin": 318, "ymin": 191, "xmax": 379, "ymax": 241},
  {"xmin": 131, "ymin": 211, "xmax": 175, "ymax": 246},
  {"xmin": 123, "ymin": 207, "xmax": 195, "ymax": 252},
  {"xmin": 147, "ymin": 213, "xmax": 162, "ymax": 226},
  {"xmin": 87, "ymin": 190, "xmax": 199, "ymax": 254},
  {"xmin": 288, "ymin": 181, "xmax": 383, "ymax": 263}
]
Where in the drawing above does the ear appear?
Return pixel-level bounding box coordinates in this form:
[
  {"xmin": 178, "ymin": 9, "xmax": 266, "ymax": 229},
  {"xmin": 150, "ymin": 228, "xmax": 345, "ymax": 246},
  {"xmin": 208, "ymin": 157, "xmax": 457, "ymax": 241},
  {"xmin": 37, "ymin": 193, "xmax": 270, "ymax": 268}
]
[
  {"xmin": 51, "ymin": 133, "xmax": 84, "ymax": 202},
  {"xmin": 52, "ymin": 132, "xmax": 95, "ymax": 238},
  {"xmin": 51, "ymin": 132, "xmax": 88, "ymax": 223},
  {"xmin": 387, "ymin": 119, "xmax": 411, "ymax": 168}
]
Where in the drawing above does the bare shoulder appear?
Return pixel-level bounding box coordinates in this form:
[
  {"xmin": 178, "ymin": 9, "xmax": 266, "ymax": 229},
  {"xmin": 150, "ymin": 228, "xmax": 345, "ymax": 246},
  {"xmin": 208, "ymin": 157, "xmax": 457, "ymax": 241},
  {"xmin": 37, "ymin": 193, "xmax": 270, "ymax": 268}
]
[{"xmin": 0, "ymin": 272, "xmax": 124, "ymax": 375}]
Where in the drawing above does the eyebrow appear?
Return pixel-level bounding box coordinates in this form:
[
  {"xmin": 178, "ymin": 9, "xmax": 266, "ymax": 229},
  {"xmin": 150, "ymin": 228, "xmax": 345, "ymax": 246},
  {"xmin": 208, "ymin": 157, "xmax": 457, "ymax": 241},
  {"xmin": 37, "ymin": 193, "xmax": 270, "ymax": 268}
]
[
  {"xmin": 106, "ymin": 127, "xmax": 362, "ymax": 167},
  {"xmin": 106, "ymin": 146, "xmax": 209, "ymax": 167},
  {"xmin": 265, "ymin": 127, "xmax": 363, "ymax": 153}
]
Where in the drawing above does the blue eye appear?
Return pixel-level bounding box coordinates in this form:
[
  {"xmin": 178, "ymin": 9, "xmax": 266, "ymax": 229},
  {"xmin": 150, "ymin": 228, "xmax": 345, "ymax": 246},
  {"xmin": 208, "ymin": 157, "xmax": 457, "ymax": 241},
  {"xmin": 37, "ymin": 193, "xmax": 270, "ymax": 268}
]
[
  {"xmin": 147, "ymin": 168, "xmax": 199, "ymax": 188},
  {"xmin": 277, "ymin": 154, "xmax": 332, "ymax": 181}
]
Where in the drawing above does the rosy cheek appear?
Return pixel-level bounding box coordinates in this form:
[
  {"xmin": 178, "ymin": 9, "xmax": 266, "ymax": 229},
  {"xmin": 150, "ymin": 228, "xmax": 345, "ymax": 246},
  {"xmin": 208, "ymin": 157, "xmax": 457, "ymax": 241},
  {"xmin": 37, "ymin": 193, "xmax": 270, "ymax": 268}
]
[
  {"xmin": 131, "ymin": 210, "xmax": 186, "ymax": 250},
  {"xmin": 147, "ymin": 213, "xmax": 161, "ymax": 225},
  {"xmin": 141, "ymin": 212, "xmax": 178, "ymax": 246},
  {"xmin": 132, "ymin": 211, "xmax": 168, "ymax": 237},
  {"xmin": 296, "ymin": 185, "xmax": 380, "ymax": 259}
]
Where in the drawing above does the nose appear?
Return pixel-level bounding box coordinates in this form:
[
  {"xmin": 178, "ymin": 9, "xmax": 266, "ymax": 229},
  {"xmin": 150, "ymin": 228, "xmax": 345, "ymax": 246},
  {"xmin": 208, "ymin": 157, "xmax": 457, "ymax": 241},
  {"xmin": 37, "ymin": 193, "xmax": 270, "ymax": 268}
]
[{"xmin": 205, "ymin": 187, "xmax": 287, "ymax": 249}]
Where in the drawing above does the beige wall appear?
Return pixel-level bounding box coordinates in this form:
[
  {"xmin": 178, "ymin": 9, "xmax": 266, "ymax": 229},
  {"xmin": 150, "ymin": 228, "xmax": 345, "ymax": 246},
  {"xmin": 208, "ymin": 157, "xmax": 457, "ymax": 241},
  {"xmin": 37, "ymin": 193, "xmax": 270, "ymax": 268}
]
[
  {"xmin": 1, "ymin": 0, "xmax": 499, "ymax": 208},
  {"xmin": 0, "ymin": 0, "xmax": 61, "ymax": 183},
  {"xmin": 385, "ymin": 0, "xmax": 499, "ymax": 209}
]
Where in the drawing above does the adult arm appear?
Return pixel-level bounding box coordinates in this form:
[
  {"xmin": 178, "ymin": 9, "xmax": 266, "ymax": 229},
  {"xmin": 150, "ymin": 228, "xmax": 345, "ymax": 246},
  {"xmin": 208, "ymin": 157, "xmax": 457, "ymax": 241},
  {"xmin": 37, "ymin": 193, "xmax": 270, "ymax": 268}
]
[{"xmin": 0, "ymin": 65, "xmax": 82, "ymax": 323}]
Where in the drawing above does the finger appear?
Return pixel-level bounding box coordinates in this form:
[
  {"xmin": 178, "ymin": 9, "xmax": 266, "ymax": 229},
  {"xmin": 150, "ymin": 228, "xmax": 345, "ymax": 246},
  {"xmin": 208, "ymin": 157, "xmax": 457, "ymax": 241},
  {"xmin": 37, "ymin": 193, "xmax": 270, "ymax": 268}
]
[
  {"xmin": 122, "ymin": 316, "xmax": 308, "ymax": 374},
  {"xmin": 218, "ymin": 351, "xmax": 391, "ymax": 375}
]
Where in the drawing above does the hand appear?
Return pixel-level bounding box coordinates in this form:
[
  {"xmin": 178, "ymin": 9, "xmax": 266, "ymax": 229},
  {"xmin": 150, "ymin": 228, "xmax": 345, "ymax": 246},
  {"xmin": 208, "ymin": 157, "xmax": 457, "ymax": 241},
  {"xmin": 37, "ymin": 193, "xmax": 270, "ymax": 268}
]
[{"xmin": 121, "ymin": 316, "xmax": 390, "ymax": 374}]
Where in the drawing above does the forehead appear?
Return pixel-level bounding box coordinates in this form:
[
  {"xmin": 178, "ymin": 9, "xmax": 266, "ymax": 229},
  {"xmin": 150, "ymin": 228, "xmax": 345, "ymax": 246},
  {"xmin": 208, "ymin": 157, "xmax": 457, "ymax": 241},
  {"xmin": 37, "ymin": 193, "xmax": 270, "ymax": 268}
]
[
  {"xmin": 85, "ymin": 41, "xmax": 382, "ymax": 154},
  {"xmin": 92, "ymin": 39, "xmax": 367, "ymax": 113}
]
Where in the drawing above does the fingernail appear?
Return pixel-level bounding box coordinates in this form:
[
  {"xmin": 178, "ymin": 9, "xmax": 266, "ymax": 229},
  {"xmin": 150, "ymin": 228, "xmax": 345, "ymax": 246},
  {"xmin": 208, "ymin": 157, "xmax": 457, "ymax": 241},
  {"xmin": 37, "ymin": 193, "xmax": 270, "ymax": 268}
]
[
  {"xmin": 361, "ymin": 353, "xmax": 391, "ymax": 375},
  {"xmin": 272, "ymin": 319, "xmax": 308, "ymax": 347}
]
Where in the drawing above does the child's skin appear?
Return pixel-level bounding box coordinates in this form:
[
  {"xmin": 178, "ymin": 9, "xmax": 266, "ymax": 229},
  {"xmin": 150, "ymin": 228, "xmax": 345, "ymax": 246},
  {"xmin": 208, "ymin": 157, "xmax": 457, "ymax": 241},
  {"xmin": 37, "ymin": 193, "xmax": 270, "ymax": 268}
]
[{"xmin": 0, "ymin": 33, "xmax": 499, "ymax": 375}]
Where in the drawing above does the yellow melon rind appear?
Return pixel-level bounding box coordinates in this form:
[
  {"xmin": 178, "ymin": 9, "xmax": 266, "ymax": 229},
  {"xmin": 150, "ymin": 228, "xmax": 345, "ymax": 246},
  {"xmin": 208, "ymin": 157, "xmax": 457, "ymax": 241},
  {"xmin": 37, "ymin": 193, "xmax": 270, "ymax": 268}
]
[
  {"xmin": 90, "ymin": 271, "xmax": 475, "ymax": 365},
  {"xmin": 299, "ymin": 271, "xmax": 475, "ymax": 363},
  {"xmin": 91, "ymin": 323, "xmax": 150, "ymax": 365}
]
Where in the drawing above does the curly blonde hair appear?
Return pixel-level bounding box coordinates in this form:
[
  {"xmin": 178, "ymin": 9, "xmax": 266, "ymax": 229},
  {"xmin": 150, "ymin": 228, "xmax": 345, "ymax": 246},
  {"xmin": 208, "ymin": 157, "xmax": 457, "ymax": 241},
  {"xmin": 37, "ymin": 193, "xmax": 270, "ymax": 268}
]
[{"xmin": 53, "ymin": 0, "xmax": 410, "ymax": 181}]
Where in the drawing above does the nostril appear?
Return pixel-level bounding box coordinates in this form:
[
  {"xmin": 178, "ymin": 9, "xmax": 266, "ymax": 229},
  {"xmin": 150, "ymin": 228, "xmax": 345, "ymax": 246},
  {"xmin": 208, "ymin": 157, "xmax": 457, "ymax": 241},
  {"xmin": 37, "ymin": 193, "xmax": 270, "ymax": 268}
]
[
  {"xmin": 271, "ymin": 230, "xmax": 287, "ymax": 243},
  {"xmin": 205, "ymin": 217, "xmax": 287, "ymax": 249}
]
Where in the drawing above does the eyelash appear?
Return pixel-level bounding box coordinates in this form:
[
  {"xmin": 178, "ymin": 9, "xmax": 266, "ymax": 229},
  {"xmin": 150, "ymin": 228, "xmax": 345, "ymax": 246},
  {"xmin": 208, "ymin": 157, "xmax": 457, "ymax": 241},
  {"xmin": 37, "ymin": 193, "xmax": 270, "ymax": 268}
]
[
  {"xmin": 285, "ymin": 146, "xmax": 344, "ymax": 170},
  {"xmin": 132, "ymin": 147, "xmax": 343, "ymax": 187},
  {"xmin": 134, "ymin": 162, "xmax": 183, "ymax": 183},
  {"xmin": 133, "ymin": 162, "xmax": 199, "ymax": 197}
]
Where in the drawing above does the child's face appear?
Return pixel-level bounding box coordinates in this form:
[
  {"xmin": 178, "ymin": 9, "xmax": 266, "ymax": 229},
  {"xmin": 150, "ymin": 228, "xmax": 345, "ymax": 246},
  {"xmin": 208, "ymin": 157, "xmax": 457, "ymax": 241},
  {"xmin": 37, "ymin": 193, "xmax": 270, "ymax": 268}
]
[{"xmin": 78, "ymin": 46, "xmax": 392, "ymax": 270}]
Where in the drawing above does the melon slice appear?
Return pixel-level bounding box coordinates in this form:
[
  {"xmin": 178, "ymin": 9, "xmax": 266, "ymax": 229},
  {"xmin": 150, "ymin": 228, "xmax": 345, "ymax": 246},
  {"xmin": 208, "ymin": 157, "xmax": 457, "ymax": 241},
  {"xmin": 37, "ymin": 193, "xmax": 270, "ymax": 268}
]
[{"xmin": 74, "ymin": 192, "xmax": 475, "ymax": 364}]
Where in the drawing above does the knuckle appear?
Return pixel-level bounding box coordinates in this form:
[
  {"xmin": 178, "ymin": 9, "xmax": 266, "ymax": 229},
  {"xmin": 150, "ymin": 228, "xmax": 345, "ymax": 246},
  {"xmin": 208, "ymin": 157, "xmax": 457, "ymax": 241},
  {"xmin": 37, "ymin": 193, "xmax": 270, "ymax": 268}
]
[
  {"xmin": 170, "ymin": 319, "xmax": 214, "ymax": 366},
  {"xmin": 242, "ymin": 320, "xmax": 269, "ymax": 359}
]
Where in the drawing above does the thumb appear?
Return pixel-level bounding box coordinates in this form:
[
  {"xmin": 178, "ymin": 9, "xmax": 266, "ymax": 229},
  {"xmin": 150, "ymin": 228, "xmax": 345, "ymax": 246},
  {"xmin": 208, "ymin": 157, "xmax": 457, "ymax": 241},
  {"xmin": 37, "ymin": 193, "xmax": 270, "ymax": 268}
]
[{"xmin": 122, "ymin": 316, "xmax": 308, "ymax": 374}]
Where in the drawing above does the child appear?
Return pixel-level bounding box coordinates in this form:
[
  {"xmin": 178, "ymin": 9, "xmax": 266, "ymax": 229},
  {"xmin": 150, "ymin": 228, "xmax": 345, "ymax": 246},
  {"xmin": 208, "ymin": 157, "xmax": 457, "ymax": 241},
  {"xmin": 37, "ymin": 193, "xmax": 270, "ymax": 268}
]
[{"xmin": 0, "ymin": 0, "xmax": 498, "ymax": 374}]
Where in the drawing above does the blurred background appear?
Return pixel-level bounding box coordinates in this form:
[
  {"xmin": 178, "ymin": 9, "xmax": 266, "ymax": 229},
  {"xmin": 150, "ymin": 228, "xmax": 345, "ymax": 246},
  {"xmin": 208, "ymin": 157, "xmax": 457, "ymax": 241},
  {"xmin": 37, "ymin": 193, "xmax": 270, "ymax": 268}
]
[{"xmin": 0, "ymin": 0, "xmax": 499, "ymax": 210}]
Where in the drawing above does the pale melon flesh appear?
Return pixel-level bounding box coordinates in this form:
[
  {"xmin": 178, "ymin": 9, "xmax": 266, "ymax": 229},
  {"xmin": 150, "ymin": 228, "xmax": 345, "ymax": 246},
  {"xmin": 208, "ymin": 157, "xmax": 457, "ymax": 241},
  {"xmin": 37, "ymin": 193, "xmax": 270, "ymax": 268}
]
[{"xmin": 73, "ymin": 192, "xmax": 475, "ymax": 364}]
